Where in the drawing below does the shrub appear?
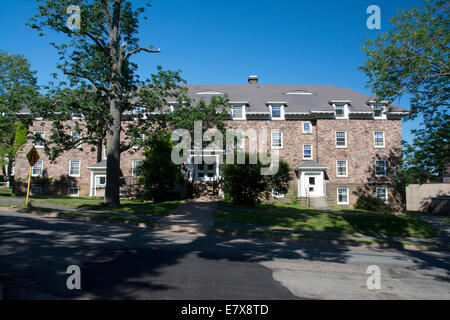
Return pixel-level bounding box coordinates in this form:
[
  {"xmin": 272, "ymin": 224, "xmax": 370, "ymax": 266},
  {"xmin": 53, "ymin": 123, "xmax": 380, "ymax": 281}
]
[
  {"xmin": 221, "ymin": 153, "xmax": 292, "ymax": 205},
  {"xmin": 355, "ymin": 195, "xmax": 391, "ymax": 213},
  {"xmin": 140, "ymin": 134, "xmax": 181, "ymax": 202}
]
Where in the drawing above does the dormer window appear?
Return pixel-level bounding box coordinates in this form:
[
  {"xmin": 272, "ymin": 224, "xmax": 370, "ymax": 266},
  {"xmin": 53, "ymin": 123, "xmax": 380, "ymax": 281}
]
[
  {"xmin": 335, "ymin": 104, "xmax": 346, "ymax": 118},
  {"xmin": 269, "ymin": 104, "xmax": 285, "ymax": 120},
  {"xmin": 330, "ymin": 100, "xmax": 350, "ymax": 119},
  {"xmin": 373, "ymin": 104, "xmax": 385, "ymax": 119},
  {"xmin": 231, "ymin": 105, "xmax": 245, "ymax": 120}
]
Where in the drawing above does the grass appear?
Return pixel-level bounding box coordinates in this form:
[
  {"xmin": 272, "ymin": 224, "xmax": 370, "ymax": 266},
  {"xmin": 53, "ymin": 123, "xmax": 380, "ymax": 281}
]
[
  {"xmin": 216, "ymin": 203, "xmax": 440, "ymax": 239},
  {"xmin": 0, "ymin": 187, "xmax": 181, "ymax": 217}
]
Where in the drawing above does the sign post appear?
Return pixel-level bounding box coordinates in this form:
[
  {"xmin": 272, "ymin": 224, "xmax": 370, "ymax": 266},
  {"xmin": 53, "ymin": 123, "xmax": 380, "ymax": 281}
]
[{"xmin": 25, "ymin": 146, "xmax": 40, "ymax": 206}]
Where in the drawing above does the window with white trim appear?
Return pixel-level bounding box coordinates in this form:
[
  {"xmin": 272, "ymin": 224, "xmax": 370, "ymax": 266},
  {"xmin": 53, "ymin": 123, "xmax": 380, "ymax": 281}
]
[
  {"xmin": 303, "ymin": 144, "xmax": 313, "ymax": 160},
  {"xmin": 270, "ymin": 105, "xmax": 284, "ymax": 120},
  {"xmin": 302, "ymin": 121, "xmax": 312, "ymax": 134},
  {"xmin": 373, "ymin": 104, "xmax": 386, "ymax": 119},
  {"xmin": 271, "ymin": 131, "xmax": 283, "ymax": 149},
  {"xmin": 231, "ymin": 105, "xmax": 245, "ymax": 120},
  {"xmin": 33, "ymin": 131, "xmax": 45, "ymax": 148},
  {"xmin": 272, "ymin": 189, "xmax": 285, "ymax": 199},
  {"xmin": 376, "ymin": 187, "xmax": 388, "ymax": 204},
  {"xmin": 334, "ymin": 104, "xmax": 346, "ymax": 118},
  {"xmin": 375, "ymin": 160, "xmax": 387, "ymax": 177},
  {"xmin": 69, "ymin": 160, "xmax": 81, "ymax": 177},
  {"xmin": 132, "ymin": 160, "xmax": 144, "ymax": 177},
  {"xmin": 337, "ymin": 188, "xmax": 349, "ymax": 205},
  {"xmin": 336, "ymin": 160, "xmax": 348, "ymax": 177},
  {"xmin": 133, "ymin": 134, "xmax": 146, "ymax": 149},
  {"xmin": 70, "ymin": 131, "xmax": 82, "ymax": 148},
  {"xmin": 68, "ymin": 187, "xmax": 80, "ymax": 197},
  {"xmin": 232, "ymin": 132, "xmax": 244, "ymax": 150},
  {"xmin": 32, "ymin": 160, "xmax": 43, "ymax": 177},
  {"xmin": 335, "ymin": 131, "xmax": 347, "ymax": 148},
  {"xmin": 374, "ymin": 131, "xmax": 385, "ymax": 148}
]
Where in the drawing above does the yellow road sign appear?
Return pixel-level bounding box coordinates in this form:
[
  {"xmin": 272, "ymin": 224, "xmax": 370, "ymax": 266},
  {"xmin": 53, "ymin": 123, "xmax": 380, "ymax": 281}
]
[{"xmin": 26, "ymin": 146, "xmax": 40, "ymax": 167}]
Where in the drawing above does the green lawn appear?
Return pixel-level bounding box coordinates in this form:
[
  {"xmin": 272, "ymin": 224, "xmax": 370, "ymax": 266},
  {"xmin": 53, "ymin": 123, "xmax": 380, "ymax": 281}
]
[
  {"xmin": 0, "ymin": 188, "xmax": 181, "ymax": 217},
  {"xmin": 216, "ymin": 203, "xmax": 439, "ymax": 239}
]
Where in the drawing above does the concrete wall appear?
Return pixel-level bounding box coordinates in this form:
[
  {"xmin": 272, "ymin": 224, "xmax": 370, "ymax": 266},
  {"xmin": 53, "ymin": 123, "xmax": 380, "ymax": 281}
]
[{"xmin": 406, "ymin": 183, "xmax": 450, "ymax": 212}]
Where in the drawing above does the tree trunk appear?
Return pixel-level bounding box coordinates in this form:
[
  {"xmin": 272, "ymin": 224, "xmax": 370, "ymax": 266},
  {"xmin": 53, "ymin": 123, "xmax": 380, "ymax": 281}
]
[
  {"xmin": 96, "ymin": 140, "xmax": 103, "ymax": 163},
  {"xmin": 104, "ymin": 97, "xmax": 121, "ymax": 207}
]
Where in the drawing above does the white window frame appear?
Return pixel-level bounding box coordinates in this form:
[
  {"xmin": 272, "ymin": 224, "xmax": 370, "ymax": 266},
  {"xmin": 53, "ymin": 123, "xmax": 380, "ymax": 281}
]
[
  {"xmin": 374, "ymin": 131, "xmax": 385, "ymax": 148},
  {"xmin": 334, "ymin": 103, "xmax": 348, "ymax": 119},
  {"xmin": 31, "ymin": 160, "xmax": 44, "ymax": 177},
  {"xmin": 272, "ymin": 188, "xmax": 285, "ymax": 199},
  {"xmin": 376, "ymin": 187, "xmax": 388, "ymax": 204},
  {"xmin": 30, "ymin": 187, "xmax": 42, "ymax": 195},
  {"xmin": 373, "ymin": 104, "xmax": 387, "ymax": 119},
  {"xmin": 375, "ymin": 160, "xmax": 387, "ymax": 177},
  {"xmin": 232, "ymin": 132, "xmax": 244, "ymax": 150},
  {"xmin": 337, "ymin": 188, "xmax": 349, "ymax": 205},
  {"xmin": 303, "ymin": 144, "xmax": 313, "ymax": 160},
  {"xmin": 33, "ymin": 131, "xmax": 45, "ymax": 148},
  {"xmin": 269, "ymin": 104, "xmax": 284, "ymax": 120},
  {"xmin": 69, "ymin": 160, "xmax": 81, "ymax": 177},
  {"xmin": 302, "ymin": 121, "xmax": 312, "ymax": 134},
  {"xmin": 336, "ymin": 160, "xmax": 348, "ymax": 177},
  {"xmin": 271, "ymin": 131, "xmax": 283, "ymax": 149},
  {"xmin": 103, "ymin": 144, "xmax": 107, "ymax": 160},
  {"xmin": 68, "ymin": 187, "xmax": 80, "ymax": 197},
  {"xmin": 335, "ymin": 131, "xmax": 347, "ymax": 148},
  {"xmin": 231, "ymin": 104, "xmax": 246, "ymax": 120},
  {"xmin": 133, "ymin": 134, "xmax": 146, "ymax": 149},
  {"xmin": 70, "ymin": 131, "xmax": 82, "ymax": 148},
  {"xmin": 132, "ymin": 160, "xmax": 144, "ymax": 177}
]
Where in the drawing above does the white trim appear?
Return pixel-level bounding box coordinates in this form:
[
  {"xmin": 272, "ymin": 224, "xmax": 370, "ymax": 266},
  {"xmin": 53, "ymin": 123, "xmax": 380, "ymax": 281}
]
[
  {"xmin": 336, "ymin": 160, "xmax": 348, "ymax": 177},
  {"xmin": 376, "ymin": 187, "xmax": 388, "ymax": 204},
  {"xmin": 69, "ymin": 160, "xmax": 81, "ymax": 177},
  {"xmin": 333, "ymin": 103, "xmax": 349, "ymax": 119},
  {"xmin": 70, "ymin": 131, "xmax": 82, "ymax": 148},
  {"xmin": 195, "ymin": 91, "xmax": 225, "ymax": 95},
  {"xmin": 272, "ymin": 188, "xmax": 285, "ymax": 199},
  {"xmin": 374, "ymin": 131, "xmax": 385, "ymax": 148},
  {"xmin": 303, "ymin": 144, "xmax": 313, "ymax": 160},
  {"xmin": 132, "ymin": 160, "xmax": 144, "ymax": 177},
  {"xmin": 31, "ymin": 160, "xmax": 44, "ymax": 177},
  {"xmin": 335, "ymin": 131, "xmax": 347, "ymax": 148},
  {"xmin": 231, "ymin": 104, "xmax": 246, "ymax": 120},
  {"xmin": 285, "ymin": 90, "xmax": 313, "ymax": 95},
  {"xmin": 271, "ymin": 131, "xmax": 283, "ymax": 149},
  {"xmin": 33, "ymin": 131, "xmax": 45, "ymax": 148},
  {"xmin": 302, "ymin": 121, "xmax": 312, "ymax": 134},
  {"xmin": 337, "ymin": 188, "xmax": 349, "ymax": 205},
  {"xmin": 269, "ymin": 104, "xmax": 285, "ymax": 120},
  {"xmin": 68, "ymin": 187, "xmax": 80, "ymax": 197},
  {"xmin": 375, "ymin": 160, "xmax": 387, "ymax": 177}
]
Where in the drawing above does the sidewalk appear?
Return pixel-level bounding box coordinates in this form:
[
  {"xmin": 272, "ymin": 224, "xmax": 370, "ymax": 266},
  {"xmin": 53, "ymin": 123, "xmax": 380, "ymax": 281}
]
[{"xmin": 154, "ymin": 200, "xmax": 217, "ymax": 234}]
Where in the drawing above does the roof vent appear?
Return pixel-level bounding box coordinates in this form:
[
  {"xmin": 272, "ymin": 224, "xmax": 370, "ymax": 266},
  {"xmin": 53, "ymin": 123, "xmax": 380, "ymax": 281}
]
[{"xmin": 248, "ymin": 75, "xmax": 258, "ymax": 84}]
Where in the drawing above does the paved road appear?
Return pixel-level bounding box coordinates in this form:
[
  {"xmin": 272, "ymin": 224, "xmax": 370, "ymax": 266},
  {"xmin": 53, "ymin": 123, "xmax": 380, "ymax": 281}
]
[{"xmin": 0, "ymin": 209, "xmax": 449, "ymax": 300}]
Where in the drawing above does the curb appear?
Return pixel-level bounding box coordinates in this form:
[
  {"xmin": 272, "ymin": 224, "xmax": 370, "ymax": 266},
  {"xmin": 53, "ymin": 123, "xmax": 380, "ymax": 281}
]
[{"xmin": 212, "ymin": 228, "xmax": 449, "ymax": 252}]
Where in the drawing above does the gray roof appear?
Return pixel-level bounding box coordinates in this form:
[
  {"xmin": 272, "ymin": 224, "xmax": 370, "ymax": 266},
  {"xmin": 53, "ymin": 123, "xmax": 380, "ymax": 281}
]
[
  {"xmin": 180, "ymin": 84, "xmax": 409, "ymax": 114},
  {"xmin": 294, "ymin": 160, "xmax": 328, "ymax": 171},
  {"xmin": 87, "ymin": 160, "xmax": 106, "ymax": 169}
]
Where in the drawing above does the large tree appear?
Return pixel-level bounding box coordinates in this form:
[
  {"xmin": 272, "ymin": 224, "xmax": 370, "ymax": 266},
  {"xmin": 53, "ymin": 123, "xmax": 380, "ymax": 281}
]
[
  {"xmin": 29, "ymin": 1, "xmax": 229, "ymax": 206},
  {"xmin": 359, "ymin": 0, "xmax": 449, "ymax": 182},
  {"xmin": 0, "ymin": 51, "xmax": 39, "ymax": 190}
]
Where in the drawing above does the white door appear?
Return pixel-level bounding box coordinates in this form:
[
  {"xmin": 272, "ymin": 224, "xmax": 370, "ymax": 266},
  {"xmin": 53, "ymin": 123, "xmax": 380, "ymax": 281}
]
[{"xmin": 299, "ymin": 172, "xmax": 324, "ymax": 197}]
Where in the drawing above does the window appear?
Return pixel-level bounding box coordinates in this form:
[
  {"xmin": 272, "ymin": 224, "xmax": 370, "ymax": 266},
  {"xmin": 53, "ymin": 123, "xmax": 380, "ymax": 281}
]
[
  {"xmin": 335, "ymin": 131, "xmax": 347, "ymax": 148},
  {"xmin": 32, "ymin": 160, "xmax": 43, "ymax": 177},
  {"xmin": 335, "ymin": 104, "xmax": 346, "ymax": 118},
  {"xmin": 374, "ymin": 131, "xmax": 385, "ymax": 148},
  {"xmin": 302, "ymin": 121, "xmax": 312, "ymax": 134},
  {"xmin": 103, "ymin": 144, "xmax": 107, "ymax": 160},
  {"xmin": 271, "ymin": 105, "xmax": 283, "ymax": 119},
  {"xmin": 232, "ymin": 132, "xmax": 244, "ymax": 150},
  {"xmin": 272, "ymin": 189, "xmax": 285, "ymax": 199},
  {"xmin": 33, "ymin": 131, "xmax": 45, "ymax": 148},
  {"xmin": 271, "ymin": 131, "xmax": 283, "ymax": 149},
  {"xmin": 133, "ymin": 106, "xmax": 145, "ymax": 114},
  {"xmin": 373, "ymin": 104, "xmax": 385, "ymax": 119},
  {"xmin": 68, "ymin": 187, "xmax": 80, "ymax": 197},
  {"xmin": 232, "ymin": 105, "xmax": 245, "ymax": 120},
  {"xmin": 96, "ymin": 176, "xmax": 106, "ymax": 188},
  {"xmin": 70, "ymin": 131, "xmax": 82, "ymax": 148},
  {"xmin": 336, "ymin": 160, "xmax": 348, "ymax": 177},
  {"xmin": 376, "ymin": 188, "xmax": 388, "ymax": 204},
  {"xmin": 303, "ymin": 144, "xmax": 313, "ymax": 160},
  {"xmin": 30, "ymin": 187, "xmax": 42, "ymax": 195},
  {"xmin": 337, "ymin": 188, "xmax": 349, "ymax": 205},
  {"xmin": 133, "ymin": 134, "xmax": 146, "ymax": 149},
  {"xmin": 132, "ymin": 160, "xmax": 144, "ymax": 177},
  {"xmin": 70, "ymin": 113, "xmax": 84, "ymax": 120},
  {"xmin": 375, "ymin": 160, "xmax": 387, "ymax": 177},
  {"xmin": 69, "ymin": 160, "xmax": 81, "ymax": 177}
]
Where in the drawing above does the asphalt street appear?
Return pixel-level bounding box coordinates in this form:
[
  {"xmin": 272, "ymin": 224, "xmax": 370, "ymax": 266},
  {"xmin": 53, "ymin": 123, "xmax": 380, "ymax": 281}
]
[{"xmin": 0, "ymin": 209, "xmax": 449, "ymax": 300}]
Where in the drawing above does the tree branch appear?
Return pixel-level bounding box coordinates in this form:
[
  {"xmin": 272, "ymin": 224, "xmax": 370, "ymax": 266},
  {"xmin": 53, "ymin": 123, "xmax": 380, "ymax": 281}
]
[{"xmin": 124, "ymin": 47, "xmax": 161, "ymax": 61}]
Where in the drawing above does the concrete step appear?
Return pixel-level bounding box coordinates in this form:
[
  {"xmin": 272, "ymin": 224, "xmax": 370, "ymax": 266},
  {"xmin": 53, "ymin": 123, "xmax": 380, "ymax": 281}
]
[{"xmin": 299, "ymin": 197, "xmax": 329, "ymax": 209}]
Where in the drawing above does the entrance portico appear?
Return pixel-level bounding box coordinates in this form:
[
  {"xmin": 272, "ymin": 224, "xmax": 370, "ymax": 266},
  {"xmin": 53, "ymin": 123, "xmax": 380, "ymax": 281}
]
[{"xmin": 295, "ymin": 160, "xmax": 327, "ymax": 198}]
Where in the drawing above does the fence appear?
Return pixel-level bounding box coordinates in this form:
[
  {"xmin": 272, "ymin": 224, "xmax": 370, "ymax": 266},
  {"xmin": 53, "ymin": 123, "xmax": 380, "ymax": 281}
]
[{"xmin": 406, "ymin": 183, "xmax": 450, "ymax": 214}]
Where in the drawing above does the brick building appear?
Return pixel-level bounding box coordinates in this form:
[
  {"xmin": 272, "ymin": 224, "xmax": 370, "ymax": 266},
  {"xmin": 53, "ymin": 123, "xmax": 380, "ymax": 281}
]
[{"xmin": 13, "ymin": 76, "xmax": 409, "ymax": 209}]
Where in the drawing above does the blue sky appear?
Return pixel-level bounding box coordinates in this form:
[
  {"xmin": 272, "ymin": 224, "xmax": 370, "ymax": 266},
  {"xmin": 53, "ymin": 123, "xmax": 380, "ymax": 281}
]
[{"xmin": 0, "ymin": 0, "xmax": 427, "ymax": 144}]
